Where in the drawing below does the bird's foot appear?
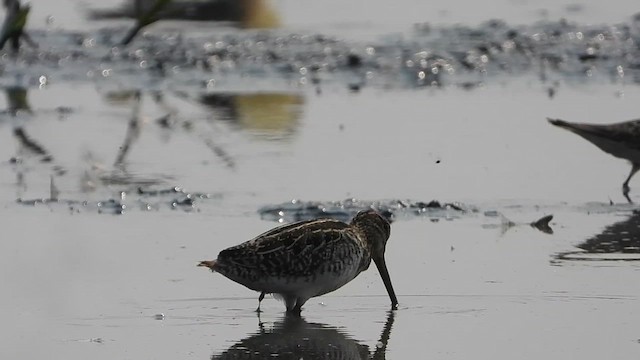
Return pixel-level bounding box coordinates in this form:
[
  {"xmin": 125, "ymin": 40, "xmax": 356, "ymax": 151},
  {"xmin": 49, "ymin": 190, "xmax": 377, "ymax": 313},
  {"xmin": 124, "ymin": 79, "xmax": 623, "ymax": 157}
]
[
  {"xmin": 285, "ymin": 308, "xmax": 302, "ymax": 317},
  {"xmin": 256, "ymin": 292, "xmax": 266, "ymax": 313}
]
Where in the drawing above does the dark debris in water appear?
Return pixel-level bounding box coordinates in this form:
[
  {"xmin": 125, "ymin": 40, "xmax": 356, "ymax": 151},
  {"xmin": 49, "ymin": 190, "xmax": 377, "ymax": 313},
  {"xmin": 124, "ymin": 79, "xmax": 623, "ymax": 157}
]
[
  {"xmin": 531, "ymin": 214, "xmax": 554, "ymax": 234},
  {"xmin": 15, "ymin": 185, "xmax": 220, "ymax": 215},
  {"xmin": 258, "ymin": 198, "xmax": 474, "ymax": 223},
  {"xmin": 481, "ymin": 212, "xmax": 554, "ymax": 235},
  {"xmin": 2, "ymin": 18, "xmax": 640, "ymax": 90},
  {"xmin": 262, "ymin": 199, "xmax": 555, "ymax": 236}
]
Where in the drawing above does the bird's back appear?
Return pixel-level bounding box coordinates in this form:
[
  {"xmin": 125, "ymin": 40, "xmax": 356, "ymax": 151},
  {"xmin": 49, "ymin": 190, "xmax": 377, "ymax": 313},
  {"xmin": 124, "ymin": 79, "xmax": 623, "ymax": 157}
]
[
  {"xmin": 214, "ymin": 218, "xmax": 369, "ymax": 295},
  {"xmin": 548, "ymin": 118, "xmax": 640, "ymax": 162}
]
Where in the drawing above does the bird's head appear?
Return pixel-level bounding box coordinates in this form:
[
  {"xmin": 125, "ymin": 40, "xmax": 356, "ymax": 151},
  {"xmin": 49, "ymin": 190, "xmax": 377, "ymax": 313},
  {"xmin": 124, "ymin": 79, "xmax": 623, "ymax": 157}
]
[
  {"xmin": 351, "ymin": 209, "xmax": 391, "ymax": 252},
  {"xmin": 351, "ymin": 209, "xmax": 398, "ymax": 309}
]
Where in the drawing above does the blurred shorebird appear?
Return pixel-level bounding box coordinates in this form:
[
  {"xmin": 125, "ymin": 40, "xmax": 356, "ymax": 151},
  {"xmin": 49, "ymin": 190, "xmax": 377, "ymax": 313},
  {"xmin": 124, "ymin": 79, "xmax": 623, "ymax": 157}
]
[
  {"xmin": 548, "ymin": 117, "xmax": 640, "ymax": 203},
  {"xmin": 0, "ymin": 0, "xmax": 36, "ymax": 51},
  {"xmin": 198, "ymin": 209, "xmax": 398, "ymax": 314}
]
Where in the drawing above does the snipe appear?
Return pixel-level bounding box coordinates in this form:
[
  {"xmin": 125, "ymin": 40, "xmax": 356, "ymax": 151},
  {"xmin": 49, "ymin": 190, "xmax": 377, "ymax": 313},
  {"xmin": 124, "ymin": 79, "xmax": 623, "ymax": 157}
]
[{"xmin": 198, "ymin": 209, "xmax": 398, "ymax": 314}]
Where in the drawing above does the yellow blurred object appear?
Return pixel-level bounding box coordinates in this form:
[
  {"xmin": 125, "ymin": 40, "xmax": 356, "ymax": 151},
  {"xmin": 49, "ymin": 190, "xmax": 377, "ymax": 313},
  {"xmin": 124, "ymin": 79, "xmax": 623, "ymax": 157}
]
[
  {"xmin": 103, "ymin": 90, "xmax": 141, "ymax": 105},
  {"xmin": 234, "ymin": 93, "xmax": 303, "ymax": 134},
  {"xmin": 5, "ymin": 87, "xmax": 30, "ymax": 113},
  {"xmin": 241, "ymin": 0, "xmax": 280, "ymax": 29}
]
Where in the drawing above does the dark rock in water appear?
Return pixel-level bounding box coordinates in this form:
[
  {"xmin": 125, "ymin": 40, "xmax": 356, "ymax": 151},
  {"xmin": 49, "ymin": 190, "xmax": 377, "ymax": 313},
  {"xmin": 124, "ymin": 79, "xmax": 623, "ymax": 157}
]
[
  {"xmin": 346, "ymin": 54, "xmax": 363, "ymax": 68},
  {"xmin": 530, "ymin": 214, "xmax": 553, "ymax": 234},
  {"xmin": 348, "ymin": 83, "xmax": 361, "ymax": 92},
  {"xmin": 408, "ymin": 200, "xmax": 466, "ymax": 213},
  {"xmin": 414, "ymin": 200, "xmax": 442, "ymax": 209},
  {"xmin": 97, "ymin": 199, "xmax": 126, "ymax": 215},
  {"xmin": 578, "ymin": 53, "xmax": 599, "ymax": 62},
  {"xmin": 171, "ymin": 195, "xmax": 195, "ymax": 209}
]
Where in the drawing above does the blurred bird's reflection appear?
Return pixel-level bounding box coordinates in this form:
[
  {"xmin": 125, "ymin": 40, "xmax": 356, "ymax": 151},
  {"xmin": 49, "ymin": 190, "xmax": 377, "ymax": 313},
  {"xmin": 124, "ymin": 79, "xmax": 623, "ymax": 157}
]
[
  {"xmin": 5, "ymin": 86, "xmax": 31, "ymax": 115},
  {"xmin": 575, "ymin": 211, "xmax": 640, "ymax": 253},
  {"xmin": 199, "ymin": 92, "xmax": 304, "ymax": 140},
  {"xmin": 211, "ymin": 311, "xmax": 395, "ymax": 360},
  {"xmin": 555, "ymin": 210, "xmax": 640, "ymax": 261}
]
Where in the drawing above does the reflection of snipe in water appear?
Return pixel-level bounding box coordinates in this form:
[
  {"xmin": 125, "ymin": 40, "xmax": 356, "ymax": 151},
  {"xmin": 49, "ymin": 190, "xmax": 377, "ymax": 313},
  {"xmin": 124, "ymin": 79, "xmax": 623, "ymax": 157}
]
[
  {"xmin": 548, "ymin": 117, "xmax": 640, "ymax": 203},
  {"xmin": 211, "ymin": 311, "xmax": 395, "ymax": 359},
  {"xmin": 555, "ymin": 210, "xmax": 640, "ymax": 261},
  {"xmin": 6, "ymin": 86, "xmax": 67, "ymax": 182},
  {"xmin": 199, "ymin": 93, "xmax": 304, "ymax": 140}
]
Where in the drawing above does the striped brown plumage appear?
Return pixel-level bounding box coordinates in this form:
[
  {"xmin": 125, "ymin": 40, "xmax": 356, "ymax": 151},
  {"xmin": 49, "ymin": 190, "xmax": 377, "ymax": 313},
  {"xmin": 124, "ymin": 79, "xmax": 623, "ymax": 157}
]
[{"xmin": 199, "ymin": 209, "xmax": 398, "ymax": 314}]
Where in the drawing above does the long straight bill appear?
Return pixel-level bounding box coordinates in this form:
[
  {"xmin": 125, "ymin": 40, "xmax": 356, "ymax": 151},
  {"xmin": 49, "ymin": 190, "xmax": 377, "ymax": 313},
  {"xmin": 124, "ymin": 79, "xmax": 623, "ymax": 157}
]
[{"xmin": 374, "ymin": 255, "xmax": 398, "ymax": 309}]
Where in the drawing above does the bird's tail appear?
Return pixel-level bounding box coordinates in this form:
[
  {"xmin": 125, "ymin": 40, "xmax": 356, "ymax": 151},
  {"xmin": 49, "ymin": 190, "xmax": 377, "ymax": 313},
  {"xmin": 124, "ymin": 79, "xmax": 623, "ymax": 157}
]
[
  {"xmin": 547, "ymin": 118, "xmax": 571, "ymax": 128},
  {"xmin": 197, "ymin": 260, "xmax": 218, "ymax": 272}
]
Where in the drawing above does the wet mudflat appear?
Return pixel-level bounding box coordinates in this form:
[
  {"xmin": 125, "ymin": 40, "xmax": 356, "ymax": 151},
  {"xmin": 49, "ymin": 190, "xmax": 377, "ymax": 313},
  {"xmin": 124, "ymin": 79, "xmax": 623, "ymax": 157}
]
[
  {"xmin": 2, "ymin": 82, "xmax": 640, "ymax": 359},
  {"xmin": 3, "ymin": 0, "xmax": 640, "ymax": 359}
]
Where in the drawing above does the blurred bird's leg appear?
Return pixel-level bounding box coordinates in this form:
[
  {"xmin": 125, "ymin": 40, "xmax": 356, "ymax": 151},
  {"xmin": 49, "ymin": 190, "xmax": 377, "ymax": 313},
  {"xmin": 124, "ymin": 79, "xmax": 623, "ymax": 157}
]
[
  {"xmin": 623, "ymin": 164, "xmax": 639, "ymax": 204},
  {"xmin": 19, "ymin": 30, "xmax": 36, "ymax": 48}
]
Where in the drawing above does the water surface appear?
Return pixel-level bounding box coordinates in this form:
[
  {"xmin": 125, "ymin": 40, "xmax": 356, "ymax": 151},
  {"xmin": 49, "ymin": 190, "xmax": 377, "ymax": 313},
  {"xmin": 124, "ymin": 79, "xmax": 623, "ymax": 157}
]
[{"xmin": 2, "ymin": 1, "xmax": 640, "ymax": 359}]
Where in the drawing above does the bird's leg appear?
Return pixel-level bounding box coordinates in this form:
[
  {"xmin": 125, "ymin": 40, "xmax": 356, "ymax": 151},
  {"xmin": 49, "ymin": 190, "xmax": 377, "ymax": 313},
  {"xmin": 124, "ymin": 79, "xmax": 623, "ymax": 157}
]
[
  {"xmin": 283, "ymin": 295, "xmax": 297, "ymax": 313},
  {"xmin": 287, "ymin": 308, "xmax": 301, "ymax": 316},
  {"xmin": 290, "ymin": 297, "xmax": 308, "ymax": 315},
  {"xmin": 286, "ymin": 306, "xmax": 301, "ymax": 316},
  {"xmin": 255, "ymin": 291, "xmax": 265, "ymax": 313},
  {"xmin": 283, "ymin": 295, "xmax": 305, "ymax": 316},
  {"xmin": 622, "ymin": 164, "xmax": 639, "ymax": 204}
]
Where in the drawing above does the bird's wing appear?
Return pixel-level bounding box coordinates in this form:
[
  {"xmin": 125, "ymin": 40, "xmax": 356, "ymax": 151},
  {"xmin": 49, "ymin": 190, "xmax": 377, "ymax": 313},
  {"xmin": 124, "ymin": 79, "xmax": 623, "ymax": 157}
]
[
  {"xmin": 253, "ymin": 218, "xmax": 349, "ymax": 239},
  {"xmin": 556, "ymin": 119, "xmax": 640, "ymax": 147},
  {"xmin": 218, "ymin": 219, "xmax": 356, "ymax": 276}
]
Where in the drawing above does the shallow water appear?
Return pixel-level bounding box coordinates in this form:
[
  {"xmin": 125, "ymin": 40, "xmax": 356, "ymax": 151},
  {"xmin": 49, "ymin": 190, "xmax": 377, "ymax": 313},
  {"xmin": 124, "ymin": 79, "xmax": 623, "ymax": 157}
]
[{"xmin": 3, "ymin": 1, "xmax": 640, "ymax": 359}]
